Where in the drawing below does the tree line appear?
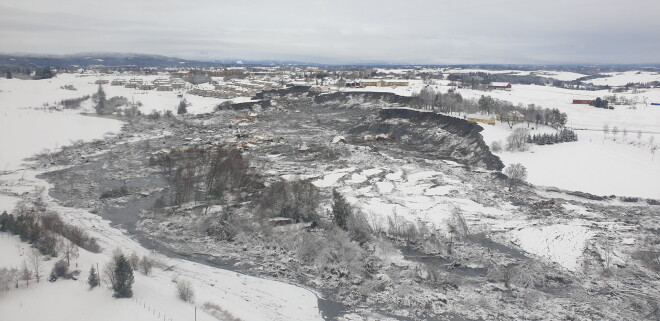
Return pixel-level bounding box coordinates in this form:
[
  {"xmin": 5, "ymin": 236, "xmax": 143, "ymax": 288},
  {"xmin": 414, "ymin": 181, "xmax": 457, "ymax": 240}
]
[
  {"xmin": 415, "ymin": 88, "xmax": 568, "ymax": 129},
  {"xmin": 527, "ymin": 129, "xmax": 578, "ymax": 145}
]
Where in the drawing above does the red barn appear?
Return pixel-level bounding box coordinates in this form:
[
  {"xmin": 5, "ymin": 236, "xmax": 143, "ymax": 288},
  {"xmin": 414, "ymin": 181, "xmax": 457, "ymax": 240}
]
[{"xmin": 488, "ymin": 82, "xmax": 512, "ymax": 90}]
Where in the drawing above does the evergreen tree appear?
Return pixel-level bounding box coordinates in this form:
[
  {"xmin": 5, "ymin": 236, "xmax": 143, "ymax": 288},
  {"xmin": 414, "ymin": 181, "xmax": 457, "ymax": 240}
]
[
  {"xmin": 112, "ymin": 254, "xmax": 134, "ymax": 298},
  {"xmin": 331, "ymin": 189, "xmax": 351, "ymax": 230},
  {"xmin": 87, "ymin": 265, "xmax": 99, "ymax": 289},
  {"xmin": 95, "ymin": 85, "xmax": 107, "ymax": 114},
  {"xmin": 6, "ymin": 70, "xmax": 12, "ymax": 79},
  {"xmin": 177, "ymin": 100, "xmax": 187, "ymax": 114}
]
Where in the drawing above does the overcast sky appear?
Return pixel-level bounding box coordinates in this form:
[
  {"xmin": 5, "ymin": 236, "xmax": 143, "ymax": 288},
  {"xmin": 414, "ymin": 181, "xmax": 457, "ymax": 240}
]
[{"xmin": 1, "ymin": 0, "xmax": 659, "ymax": 64}]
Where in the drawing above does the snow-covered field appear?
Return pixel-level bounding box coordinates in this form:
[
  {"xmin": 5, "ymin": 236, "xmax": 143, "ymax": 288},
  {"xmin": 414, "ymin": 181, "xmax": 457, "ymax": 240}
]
[
  {"xmin": 0, "ymin": 76, "xmax": 124, "ymax": 171},
  {"xmin": 586, "ymin": 71, "xmax": 660, "ymax": 87},
  {"xmin": 480, "ymin": 122, "xmax": 660, "ymax": 198}
]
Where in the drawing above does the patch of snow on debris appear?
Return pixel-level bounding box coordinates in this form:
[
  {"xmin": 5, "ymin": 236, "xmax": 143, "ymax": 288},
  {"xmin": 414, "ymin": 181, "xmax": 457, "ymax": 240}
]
[{"xmin": 510, "ymin": 224, "xmax": 594, "ymax": 271}]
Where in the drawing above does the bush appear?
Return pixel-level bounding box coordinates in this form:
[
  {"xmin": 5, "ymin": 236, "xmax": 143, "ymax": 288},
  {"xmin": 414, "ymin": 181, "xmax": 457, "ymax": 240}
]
[
  {"xmin": 490, "ymin": 140, "xmax": 502, "ymax": 152},
  {"xmin": 201, "ymin": 302, "xmax": 242, "ymax": 321},
  {"xmin": 100, "ymin": 186, "xmax": 129, "ymax": 199},
  {"xmin": 52, "ymin": 260, "xmax": 69, "ymax": 278},
  {"xmin": 177, "ymin": 100, "xmax": 188, "ymax": 114},
  {"xmin": 332, "ymin": 189, "xmax": 351, "ymax": 230},
  {"xmin": 59, "ymin": 95, "xmax": 89, "ymax": 109},
  {"xmin": 176, "ymin": 279, "xmax": 195, "ymax": 302}
]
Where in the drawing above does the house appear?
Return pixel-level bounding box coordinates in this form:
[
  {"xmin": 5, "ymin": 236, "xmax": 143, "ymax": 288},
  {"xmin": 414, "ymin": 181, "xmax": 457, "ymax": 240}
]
[
  {"xmin": 138, "ymin": 84, "xmax": 155, "ymax": 90},
  {"xmin": 110, "ymin": 79, "xmax": 126, "ymax": 86},
  {"xmin": 572, "ymin": 99, "xmax": 594, "ymax": 105},
  {"xmin": 488, "ymin": 82, "xmax": 512, "ymax": 90},
  {"xmin": 358, "ymin": 79, "xmax": 409, "ymax": 87},
  {"xmin": 466, "ymin": 114, "xmax": 496, "ymax": 125},
  {"xmin": 171, "ymin": 79, "xmax": 187, "ymax": 89},
  {"xmin": 153, "ymin": 78, "xmax": 171, "ymax": 87},
  {"xmin": 496, "ymin": 110, "xmax": 525, "ymax": 122},
  {"xmin": 125, "ymin": 78, "xmax": 144, "ymax": 88}
]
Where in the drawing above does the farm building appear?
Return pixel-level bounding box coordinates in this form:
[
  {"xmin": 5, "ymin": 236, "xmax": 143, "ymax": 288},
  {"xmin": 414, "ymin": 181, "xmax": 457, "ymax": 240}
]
[
  {"xmin": 357, "ymin": 79, "xmax": 409, "ymax": 87},
  {"xmin": 153, "ymin": 78, "xmax": 171, "ymax": 86},
  {"xmin": 110, "ymin": 79, "xmax": 126, "ymax": 86},
  {"xmin": 488, "ymin": 82, "xmax": 512, "ymax": 90},
  {"xmin": 94, "ymin": 79, "xmax": 109, "ymax": 85},
  {"xmin": 496, "ymin": 110, "xmax": 525, "ymax": 122},
  {"xmin": 466, "ymin": 114, "xmax": 496, "ymax": 125}
]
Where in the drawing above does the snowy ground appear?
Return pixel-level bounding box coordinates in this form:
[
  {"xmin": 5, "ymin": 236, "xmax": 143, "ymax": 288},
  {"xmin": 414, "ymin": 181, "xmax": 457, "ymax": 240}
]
[
  {"xmin": 480, "ymin": 122, "xmax": 660, "ymax": 199},
  {"xmin": 585, "ymin": 70, "xmax": 660, "ymax": 87}
]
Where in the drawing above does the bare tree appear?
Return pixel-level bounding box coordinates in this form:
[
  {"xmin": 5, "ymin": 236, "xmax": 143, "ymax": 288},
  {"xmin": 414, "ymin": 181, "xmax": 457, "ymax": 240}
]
[
  {"xmin": 637, "ymin": 130, "xmax": 643, "ymax": 145},
  {"xmin": 504, "ymin": 163, "xmax": 527, "ymax": 191},
  {"xmin": 58, "ymin": 239, "xmax": 79, "ymax": 267},
  {"xmin": 612, "ymin": 126, "xmax": 619, "ymax": 141},
  {"xmin": 21, "ymin": 260, "xmax": 32, "ymax": 286},
  {"xmin": 603, "ymin": 124, "xmax": 609, "ymax": 144},
  {"xmin": 129, "ymin": 252, "xmax": 140, "ymax": 270},
  {"xmin": 506, "ymin": 128, "xmax": 530, "ymax": 152},
  {"xmin": 28, "ymin": 248, "xmax": 43, "ymax": 283},
  {"xmin": 140, "ymin": 255, "xmax": 153, "ymax": 275},
  {"xmin": 0, "ymin": 267, "xmax": 20, "ymax": 291},
  {"xmin": 447, "ymin": 208, "xmax": 469, "ymax": 255},
  {"xmin": 622, "ymin": 128, "xmax": 628, "ymax": 142}
]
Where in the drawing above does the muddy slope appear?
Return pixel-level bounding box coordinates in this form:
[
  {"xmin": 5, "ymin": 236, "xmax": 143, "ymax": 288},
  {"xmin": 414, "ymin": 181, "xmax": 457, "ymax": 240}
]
[
  {"xmin": 313, "ymin": 91, "xmax": 417, "ymax": 106},
  {"xmin": 350, "ymin": 108, "xmax": 504, "ymax": 170}
]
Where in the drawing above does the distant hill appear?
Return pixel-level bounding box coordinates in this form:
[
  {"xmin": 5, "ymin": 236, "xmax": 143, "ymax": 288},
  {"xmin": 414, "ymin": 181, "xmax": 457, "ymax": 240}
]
[{"xmin": 0, "ymin": 53, "xmax": 214, "ymax": 68}]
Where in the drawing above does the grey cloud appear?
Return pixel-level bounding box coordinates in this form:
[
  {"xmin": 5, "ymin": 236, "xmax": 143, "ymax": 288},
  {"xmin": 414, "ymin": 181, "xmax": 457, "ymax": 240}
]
[{"xmin": 0, "ymin": 0, "xmax": 659, "ymax": 64}]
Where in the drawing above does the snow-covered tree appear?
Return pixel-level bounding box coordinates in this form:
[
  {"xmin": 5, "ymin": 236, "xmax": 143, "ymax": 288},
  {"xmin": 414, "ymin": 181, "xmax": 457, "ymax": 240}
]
[
  {"xmin": 506, "ymin": 128, "xmax": 530, "ymax": 152},
  {"xmin": 504, "ymin": 163, "xmax": 527, "ymax": 191},
  {"xmin": 95, "ymin": 85, "xmax": 107, "ymax": 114},
  {"xmin": 88, "ymin": 265, "xmax": 99, "ymax": 289}
]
